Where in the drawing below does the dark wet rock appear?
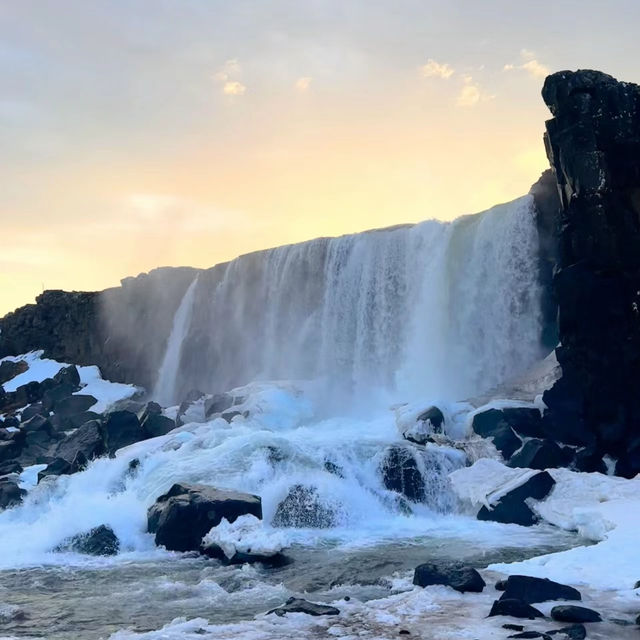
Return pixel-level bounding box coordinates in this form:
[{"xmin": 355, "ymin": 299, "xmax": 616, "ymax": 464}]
[
  {"xmin": 550, "ymin": 605, "xmax": 601, "ymax": 623},
  {"xmin": 41, "ymin": 383, "xmax": 75, "ymax": 412},
  {"xmin": 503, "ymin": 624, "xmax": 525, "ymax": 631},
  {"xmin": 272, "ymin": 484, "xmax": 337, "ymax": 528},
  {"xmin": 477, "ymin": 471, "xmax": 555, "ymax": 526},
  {"xmin": 508, "ymin": 439, "xmax": 567, "ymax": 470},
  {"xmin": 541, "ymin": 70, "xmax": 640, "ymax": 461},
  {"xmin": 267, "ymin": 597, "xmax": 339, "ymax": 617},
  {"xmin": 59, "ymin": 525, "xmax": 119, "ymax": 556},
  {"xmin": 54, "ymin": 394, "xmax": 98, "ymax": 419},
  {"xmin": 200, "ymin": 542, "xmax": 290, "ymax": 567},
  {"xmin": 324, "ymin": 460, "xmax": 344, "ymax": 477},
  {"xmin": 0, "ymin": 360, "xmax": 28, "ymax": 385},
  {"xmin": 147, "ymin": 483, "xmax": 262, "ymax": 552},
  {"xmin": 0, "ymin": 461, "xmax": 22, "ymax": 475},
  {"xmin": 38, "ymin": 452, "xmax": 87, "ymax": 482},
  {"xmin": 499, "ymin": 575, "xmax": 581, "ymax": 604},
  {"xmin": 20, "ymin": 403, "xmax": 48, "ymax": 422},
  {"xmin": 67, "ymin": 411, "xmax": 102, "ymax": 429},
  {"xmin": 204, "ymin": 393, "xmax": 235, "ymax": 418},
  {"xmin": 54, "ymin": 419, "xmax": 105, "ymax": 462},
  {"xmin": 572, "ymin": 446, "xmax": 607, "ymax": 474},
  {"xmin": 0, "ymin": 478, "xmax": 26, "ymax": 510},
  {"xmin": 13, "ymin": 381, "xmax": 43, "ymax": 408},
  {"xmin": 0, "ymin": 439, "xmax": 23, "ymax": 463},
  {"xmin": 502, "ymin": 408, "xmax": 547, "ymax": 439},
  {"xmin": 103, "ymin": 410, "xmax": 144, "ymax": 454},
  {"xmin": 614, "ymin": 444, "xmax": 640, "ymax": 479},
  {"xmin": 221, "ymin": 410, "xmax": 246, "ymax": 423},
  {"xmin": 412, "ymin": 562, "xmax": 485, "ymax": 592},
  {"xmin": 139, "ymin": 401, "xmax": 162, "ymax": 420},
  {"xmin": 489, "ymin": 598, "xmax": 544, "ymax": 619},
  {"xmin": 53, "ymin": 365, "xmax": 81, "ymax": 389},
  {"xmin": 21, "ymin": 413, "xmax": 54, "ymax": 436},
  {"xmin": 417, "ymin": 406, "xmax": 445, "ymax": 433},
  {"xmin": 547, "ymin": 625, "xmax": 587, "ymax": 640},
  {"xmin": 471, "ymin": 410, "xmax": 523, "ymax": 458},
  {"xmin": 141, "ymin": 412, "xmax": 175, "ymax": 438},
  {"xmin": 380, "ymin": 446, "xmax": 425, "ymax": 502},
  {"xmin": 508, "ymin": 632, "xmax": 551, "ymax": 639}
]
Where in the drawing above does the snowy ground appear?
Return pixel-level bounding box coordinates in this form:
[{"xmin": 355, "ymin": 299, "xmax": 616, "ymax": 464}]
[{"xmin": 0, "ymin": 351, "xmax": 139, "ymax": 414}]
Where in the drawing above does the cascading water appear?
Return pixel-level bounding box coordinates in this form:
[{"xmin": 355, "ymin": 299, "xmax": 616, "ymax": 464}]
[
  {"xmin": 0, "ymin": 195, "xmax": 566, "ymax": 639},
  {"xmin": 166, "ymin": 195, "xmax": 544, "ymax": 407},
  {"xmin": 153, "ymin": 276, "xmax": 199, "ymax": 406}
]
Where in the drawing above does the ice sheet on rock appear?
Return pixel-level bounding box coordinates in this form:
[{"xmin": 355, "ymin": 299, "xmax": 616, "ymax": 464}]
[
  {"xmin": 75, "ymin": 364, "xmax": 138, "ymax": 413},
  {"xmin": 1, "ymin": 351, "xmax": 139, "ymax": 413},
  {"xmin": 202, "ymin": 515, "xmax": 286, "ymax": 559},
  {"xmin": 18, "ymin": 465, "xmax": 47, "ymax": 491},
  {"xmin": 393, "ymin": 400, "xmax": 473, "ymax": 441},
  {"xmin": 449, "ymin": 459, "xmax": 538, "ymax": 509},
  {"xmin": 1, "ymin": 351, "xmax": 64, "ymax": 392},
  {"xmin": 491, "ymin": 469, "xmax": 640, "ymax": 591}
]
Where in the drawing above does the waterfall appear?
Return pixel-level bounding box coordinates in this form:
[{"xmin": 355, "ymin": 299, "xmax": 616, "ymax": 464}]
[
  {"xmin": 162, "ymin": 194, "xmax": 544, "ymax": 406},
  {"xmin": 153, "ymin": 276, "xmax": 199, "ymax": 406}
]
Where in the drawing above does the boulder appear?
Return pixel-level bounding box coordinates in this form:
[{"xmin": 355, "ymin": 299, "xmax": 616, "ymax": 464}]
[
  {"xmin": 499, "ymin": 575, "xmax": 581, "ymax": 604},
  {"xmin": 508, "ymin": 439, "xmax": 567, "ymax": 470},
  {"xmin": 204, "ymin": 393, "xmax": 235, "ymax": 418},
  {"xmin": 0, "ymin": 461, "xmax": 22, "ymax": 475},
  {"xmin": 147, "ymin": 483, "xmax": 262, "ymax": 552},
  {"xmin": 489, "ymin": 598, "xmax": 544, "ymax": 619},
  {"xmin": 54, "ymin": 420, "xmax": 105, "ymax": 462},
  {"xmin": 267, "ymin": 597, "xmax": 339, "ymax": 617},
  {"xmin": 0, "ymin": 360, "xmax": 28, "ymax": 385},
  {"xmin": 13, "ymin": 381, "xmax": 43, "ymax": 408},
  {"xmin": 550, "ymin": 605, "xmax": 601, "ymax": 624},
  {"xmin": 140, "ymin": 412, "xmax": 175, "ymax": 439},
  {"xmin": 417, "ymin": 406, "xmax": 445, "ymax": 433},
  {"xmin": 380, "ymin": 446, "xmax": 425, "ymax": 502},
  {"xmin": 477, "ymin": 471, "xmax": 555, "ymax": 526},
  {"xmin": 53, "ymin": 365, "xmax": 81, "ymax": 389},
  {"xmin": 272, "ymin": 484, "xmax": 337, "ymax": 528},
  {"xmin": 0, "ymin": 478, "xmax": 26, "ymax": 510},
  {"xmin": 413, "ymin": 563, "xmax": 485, "ymax": 592},
  {"xmin": 21, "ymin": 414, "xmax": 54, "ymax": 436},
  {"xmin": 573, "ymin": 447, "xmax": 607, "ymax": 474},
  {"xmin": 0, "ymin": 439, "xmax": 23, "ymax": 463},
  {"xmin": 42, "ymin": 383, "xmax": 75, "ymax": 412},
  {"xmin": 54, "ymin": 395, "xmax": 98, "ymax": 419},
  {"xmin": 471, "ymin": 410, "xmax": 523, "ymax": 459},
  {"xmin": 37, "ymin": 454, "xmax": 87, "ymax": 482},
  {"xmin": 20, "ymin": 403, "xmax": 48, "ymax": 422},
  {"xmin": 547, "ymin": 625, "xmax": 587, "ymax": 640},
  {"xmin": 103, "ymin": 410, "xmax": 144, "ymax": 454},
  {"xmin": 58, "ymin": 525, "xmax": 119, "ymax": 556}
]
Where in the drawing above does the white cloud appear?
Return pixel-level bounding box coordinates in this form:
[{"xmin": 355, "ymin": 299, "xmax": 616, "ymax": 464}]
[
  {"xmin": 504, "ymin": 51, "xmax": 550, "ymax": 79},
  {"xmin": 521, "ymin": 59, "xmax": 550, "ymax": 78},
  {"xmin": 223, "ymin": 81, "xmax": 246, "ymax": 96},
  {"xmin": 456, "ymin": 76, "xmax": 494, "ymax": 108},
  {"xmin": 295, "ymin": 76, "xmax": 312, "ymax": 91},
  {"xmin": 213, "ymin": 59, "xmax": 246, "ymax": 96},
  {"xmin": 420, "ymin": 58, "xmax": 455, "ymax": 79}
]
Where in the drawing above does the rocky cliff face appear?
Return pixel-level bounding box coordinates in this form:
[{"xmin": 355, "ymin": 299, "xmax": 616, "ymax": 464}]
[
  {"xmin": 0, "ymin": 268, "xmax": 199, "ymax": 391},
  {"xmin": 541, "ymin": 70, "xmax": 640, "ymax": 474}
]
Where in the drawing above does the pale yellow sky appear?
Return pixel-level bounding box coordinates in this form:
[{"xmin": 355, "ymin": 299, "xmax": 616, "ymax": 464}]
[{"xmin": 2, "ymin": 1, "xmax": 640, "ymax": 315}]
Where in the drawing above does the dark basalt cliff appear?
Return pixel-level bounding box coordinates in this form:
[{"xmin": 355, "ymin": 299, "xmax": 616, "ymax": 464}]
[
  {"xmin": 0, "ymin": 268, "xmax": 198, "ymax": 391},
  {"xmin": 541, "ymin": 70, "xmax": 640, "ymax": 473}
]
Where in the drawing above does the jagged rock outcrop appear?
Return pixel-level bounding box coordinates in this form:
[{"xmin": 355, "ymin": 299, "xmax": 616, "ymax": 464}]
[
  {"xmin": 0, "ymin": 267, "xmax": 198, "ymax": 390},
  {"xmin": 541, "ymin": 70, "xmax": 640, "ymax": 470}
]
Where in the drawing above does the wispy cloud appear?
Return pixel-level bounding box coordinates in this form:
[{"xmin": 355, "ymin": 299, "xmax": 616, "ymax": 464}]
[
  {"xmin": 504, "ymin": 50, "xmax": 550, "ymax": 79},
  {"xmin": 295, "ymin": 76, "xmax": 312, "ymax": 91},
  {"xmin": 456, "ymin": 75, "xmax": 494, "ymax": 108},
  {"xmin": 213, "ymin": 58, "xmax": 246, "ymax": 96},
  {"xmin": 420, "ymin": 58, "xmax": 455, "ymax": 79}
]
